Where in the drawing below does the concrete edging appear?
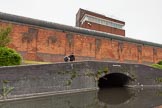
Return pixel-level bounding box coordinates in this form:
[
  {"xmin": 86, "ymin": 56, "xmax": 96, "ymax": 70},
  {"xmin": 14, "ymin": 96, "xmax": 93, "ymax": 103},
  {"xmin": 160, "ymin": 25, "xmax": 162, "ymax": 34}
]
[{"xmin": 0, "ymin": 87, "xmax": 98, "ymax": 102}]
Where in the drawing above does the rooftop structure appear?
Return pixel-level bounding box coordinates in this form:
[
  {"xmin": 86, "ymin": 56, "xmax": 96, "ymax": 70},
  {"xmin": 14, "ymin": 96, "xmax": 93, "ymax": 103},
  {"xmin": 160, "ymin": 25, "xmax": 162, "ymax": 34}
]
[{"xmin": 76, "ymin": 8, "xmax": 125, "ymax": 36}]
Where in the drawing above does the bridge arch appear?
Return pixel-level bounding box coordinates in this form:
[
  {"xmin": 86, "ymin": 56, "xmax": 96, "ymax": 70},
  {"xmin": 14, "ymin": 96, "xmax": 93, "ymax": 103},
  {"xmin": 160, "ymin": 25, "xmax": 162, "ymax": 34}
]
[{"xmin": 98, "ymin": 73, "xmax": 132, "ymax": 88}]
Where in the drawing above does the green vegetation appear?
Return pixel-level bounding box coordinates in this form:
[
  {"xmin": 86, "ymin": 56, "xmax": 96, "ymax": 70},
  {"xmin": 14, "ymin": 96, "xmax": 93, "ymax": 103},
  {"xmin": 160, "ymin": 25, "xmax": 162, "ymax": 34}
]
[
  {"xmin": 57, "ymin": 67, "xmax": 109, "ymax": 86},
  {"xmin": 0, "ymin": 47, "xmax": 22, "ymax": 66},
  {"xmin": 95, "ymin": 67, "xmax": 109, "ymax": 80},
  {"xmin": 65, "ymin": 70, "xmax": 77, "ymax": 86},
  {"xmin": 0, "ymin": 26, "xmax": 22, "ymax": 66},
  {"xmin": 157, "ymin": 61, "xmax": 162, "ymax": 65},
  {"xmin": 0, "ymin": 26, "xmax": 12, "ymax": 47},
  {"xmin": 58, "ymin": 69, "xmax": 78, "ymax": 86},
  {"xmin": 85, "ymin": 67, "xmax": 109, "ymax": 81},
  {"xmin": 155, "ymin": 77, "xmax": 162, "ymax": 83},
  {"xmin": 151, "ymin": 64, "xmax": 162, "ymax": 70},
  {"xmin": 22, "ymin": 60, "xmax": 51, "ymax": 65},
  {"xmin": 156, "ymin": 91, "xmax": 162, "ymax": 96},
  {"xmin": 151, "ymin": 60, "xmax": 162, "ymax": 70},
  {"xmin": 1, "ymin": 80, "xmax": 14, "ymax": 99}
]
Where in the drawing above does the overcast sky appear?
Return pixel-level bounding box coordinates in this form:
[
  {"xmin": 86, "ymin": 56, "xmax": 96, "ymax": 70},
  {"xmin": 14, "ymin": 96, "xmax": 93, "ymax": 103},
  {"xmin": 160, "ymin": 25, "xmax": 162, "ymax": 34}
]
[{"xmin": 0, "ymin": 0, "xmax": 162, "ymax": 44}]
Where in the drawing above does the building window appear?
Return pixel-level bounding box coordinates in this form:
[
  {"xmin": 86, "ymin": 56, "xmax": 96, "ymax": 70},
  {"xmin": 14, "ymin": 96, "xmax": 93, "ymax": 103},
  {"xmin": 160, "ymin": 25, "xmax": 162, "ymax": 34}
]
[{"xmin": 81, "ymin": 14, "xmax": 124, "ymax": 29}]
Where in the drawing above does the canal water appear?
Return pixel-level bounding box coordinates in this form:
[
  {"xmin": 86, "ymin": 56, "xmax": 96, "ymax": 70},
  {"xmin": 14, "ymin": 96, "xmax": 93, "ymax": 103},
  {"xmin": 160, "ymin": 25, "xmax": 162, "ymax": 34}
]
[{"xmin": 0, "ymin": 87, "xmax": 162, "ymax": 108}]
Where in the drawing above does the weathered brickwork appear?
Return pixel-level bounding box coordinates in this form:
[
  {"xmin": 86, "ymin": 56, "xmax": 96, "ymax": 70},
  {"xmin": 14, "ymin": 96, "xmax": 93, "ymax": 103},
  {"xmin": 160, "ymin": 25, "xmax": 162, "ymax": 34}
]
[{"xmin": 0, "ymin": 18, "xmax": 162, "ymax": 64}]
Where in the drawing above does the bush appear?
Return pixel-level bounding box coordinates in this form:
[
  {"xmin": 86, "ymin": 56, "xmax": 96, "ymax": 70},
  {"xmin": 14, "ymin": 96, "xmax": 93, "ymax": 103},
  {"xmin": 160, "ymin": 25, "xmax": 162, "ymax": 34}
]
[
  {"xmin": 151, "ymin": 64, "xmax": 162, "ymax": 70},
  {"xmin": 157, "ymin": 61, "xmax": 162, "ymax": 65},
  {"xmin": 0, "ymin": 47, "xmax": 22, "ymax": 66}
]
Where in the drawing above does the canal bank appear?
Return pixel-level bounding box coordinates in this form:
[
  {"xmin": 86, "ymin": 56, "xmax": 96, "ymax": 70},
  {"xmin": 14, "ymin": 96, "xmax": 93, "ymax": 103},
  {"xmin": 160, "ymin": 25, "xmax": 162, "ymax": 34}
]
[{"xmin": 0, "ymin": 61, "xmax": 162, "ymax": 101}]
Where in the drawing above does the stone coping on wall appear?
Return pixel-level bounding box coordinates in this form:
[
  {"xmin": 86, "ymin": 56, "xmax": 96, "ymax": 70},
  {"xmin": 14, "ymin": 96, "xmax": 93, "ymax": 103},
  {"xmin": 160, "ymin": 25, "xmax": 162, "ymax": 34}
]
[{"xmin": 0, "ymin": 12, "xmax": 162, "ymax": 48}]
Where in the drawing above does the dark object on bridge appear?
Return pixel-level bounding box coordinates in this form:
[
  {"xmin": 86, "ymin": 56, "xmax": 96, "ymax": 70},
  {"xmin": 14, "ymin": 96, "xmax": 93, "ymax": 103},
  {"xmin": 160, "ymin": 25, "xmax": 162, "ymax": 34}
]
[
  {"xmin": 64, "ymin": 56, "xmax": 70, "ymax": 62},
  {"xmin": 68, "ymin": 53, "xmax": 75, "ymax": 61}
]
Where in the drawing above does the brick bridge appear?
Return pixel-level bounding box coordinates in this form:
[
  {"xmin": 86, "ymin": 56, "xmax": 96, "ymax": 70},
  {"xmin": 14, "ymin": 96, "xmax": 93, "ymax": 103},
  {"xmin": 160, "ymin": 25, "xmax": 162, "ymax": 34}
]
[{"xmin": 0, "ymin": 61, "xmax": 162, "ymax": 100}]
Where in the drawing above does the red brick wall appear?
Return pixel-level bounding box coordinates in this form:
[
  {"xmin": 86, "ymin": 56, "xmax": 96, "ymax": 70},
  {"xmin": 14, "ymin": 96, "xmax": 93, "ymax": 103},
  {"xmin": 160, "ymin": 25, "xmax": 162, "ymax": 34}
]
[{"xmin": 0, "ymin": 20, "xmax": 161, "ymax": 64}]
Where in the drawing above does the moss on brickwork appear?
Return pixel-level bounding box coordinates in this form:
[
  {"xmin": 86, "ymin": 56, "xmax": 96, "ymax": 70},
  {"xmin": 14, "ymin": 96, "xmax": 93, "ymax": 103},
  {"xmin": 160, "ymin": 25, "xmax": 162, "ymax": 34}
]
[
  {"xmin": 155, "ymin": 77, "xmax": 162, "ymax": 83},
  {"xmin": 84, "ymin": 67, "xmax": 109, "ymax": 81},
  {"xmin": 57, "ymin": 69, "xmax": 78, "ymax": 86},
  {"xmin": 58, "ymin": 66, "xmax": 109, "ymax": 86},
  {"xmin": 1, "ymin": 80, "xmax": 14, "ymax": 99}
]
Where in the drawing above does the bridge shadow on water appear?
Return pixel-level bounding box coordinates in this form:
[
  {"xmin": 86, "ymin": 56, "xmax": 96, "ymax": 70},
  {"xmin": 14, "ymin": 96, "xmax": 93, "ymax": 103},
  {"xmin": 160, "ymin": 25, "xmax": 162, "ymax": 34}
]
[
  {"xmin": 98, "ymin": 87, "xmax": 134, "ymax": 105},
  {"xmin": 97, "ymin": 73, "xmax": 135, "ymax": 105}
]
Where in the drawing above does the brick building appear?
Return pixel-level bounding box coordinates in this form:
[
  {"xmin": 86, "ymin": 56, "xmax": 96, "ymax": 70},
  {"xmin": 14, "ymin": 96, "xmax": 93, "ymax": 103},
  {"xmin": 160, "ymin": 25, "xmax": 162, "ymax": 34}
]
[
  {"xmin": 0, "ymin": 9, "xmax": 162, "ymax": 64},
  {"xmin": 76, "ymin": 8, "xmax": 125, "ymax": 36}
]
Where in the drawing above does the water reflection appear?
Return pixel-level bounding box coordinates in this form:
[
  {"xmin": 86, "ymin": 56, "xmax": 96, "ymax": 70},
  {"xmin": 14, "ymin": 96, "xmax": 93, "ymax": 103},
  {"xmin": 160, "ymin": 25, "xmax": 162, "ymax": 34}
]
[
  {"xmin": 98, "ymin": 88, "xmax": 134, "ymax": 105},
  {"xmin": 0, "ymin": 88, "xmax": 162, "ymax": 108}
]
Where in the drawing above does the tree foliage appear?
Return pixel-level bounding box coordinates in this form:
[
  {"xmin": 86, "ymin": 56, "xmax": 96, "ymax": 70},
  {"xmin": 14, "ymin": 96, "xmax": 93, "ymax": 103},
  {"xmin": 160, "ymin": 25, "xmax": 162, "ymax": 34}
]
[
  {"xmin": 0, "ymin": 26, "xmax": 12, "ymax": 47},
  {"xmin": 0, "ymin": 47, "xmax": 22, "ymax": 66},
  {"xmin": 0, "ymin": 26, "xmax": 22, "ymax": 66}
]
